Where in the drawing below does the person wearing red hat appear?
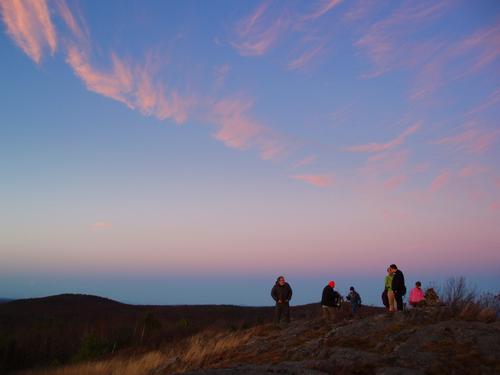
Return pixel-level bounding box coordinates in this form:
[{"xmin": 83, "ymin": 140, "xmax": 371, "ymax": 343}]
[{"xmin": 321, "ymin": 280, "xmax": 341, "ymax": 320}]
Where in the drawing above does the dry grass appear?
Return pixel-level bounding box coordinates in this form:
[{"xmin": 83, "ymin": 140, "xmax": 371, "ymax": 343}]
[{"xmin": 19, "ymin": 325, "xmax": 261, "ymax": 375}]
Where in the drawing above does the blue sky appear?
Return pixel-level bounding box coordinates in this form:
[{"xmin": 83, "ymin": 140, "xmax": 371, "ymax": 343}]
[{"xmin": 0, "ymin": 0, "xmax": 499, "ymax": 306}]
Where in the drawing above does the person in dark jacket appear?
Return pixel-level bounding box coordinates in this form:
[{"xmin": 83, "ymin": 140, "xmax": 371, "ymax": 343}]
[
  {"xmin": 271, "ymin": 276, "xmax": 292, "ymax": 324},
  {"xmin": 390, "ymin": 264, "xmax": 406, "ymax": 311},
  {"xmin": 321, "ymin": 280, "xmax": 341, "ymax": 320},
  {"xmin": 346, "ymin": 286, "xmax": 362, "ymax": 315}
]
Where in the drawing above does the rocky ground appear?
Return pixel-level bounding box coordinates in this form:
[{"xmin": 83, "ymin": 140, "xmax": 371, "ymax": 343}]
[{"xmin": 175, "ymin": 307, "xmax": 500, "ymax": 375}]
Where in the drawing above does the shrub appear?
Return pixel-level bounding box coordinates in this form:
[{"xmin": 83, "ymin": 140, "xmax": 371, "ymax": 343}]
[
  {"xmin": 441, "ymin": 277, "xmax": 476, "ymax": 309},
  {"xmin": 75, "ymin": 333, "xmax": 109, "ymax": 361}
]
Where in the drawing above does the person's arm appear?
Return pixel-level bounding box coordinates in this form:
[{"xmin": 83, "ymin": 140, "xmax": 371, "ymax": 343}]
[
  {"xmin": 287, "ymin": 284, "xmax": 293, "ymax": 301},
  {"xmin": 271, "ymin": 286, "xmax": 278, "ymax": 302}
]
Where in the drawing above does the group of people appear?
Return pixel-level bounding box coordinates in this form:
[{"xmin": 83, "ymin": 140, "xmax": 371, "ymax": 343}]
[
  {"xmin": 270, "ymin": 276, "xmax": 362, "ymax": 324},
  {"xmin": 271, "ymin": 264, "xmax": 439, "ymax": 324},
  {"xmin": 382, "ymin": 264, "xmax": 440, "ymax": 312}
]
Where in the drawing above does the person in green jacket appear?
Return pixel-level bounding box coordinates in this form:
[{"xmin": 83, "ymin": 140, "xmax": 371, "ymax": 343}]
[{"xmin": 385, "ymin": 267, "xmax": 396, "ymax": 312}]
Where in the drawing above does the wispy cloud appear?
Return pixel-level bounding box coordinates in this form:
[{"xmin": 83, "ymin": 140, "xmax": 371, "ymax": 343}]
[
  {"xmin": 231, "ymin": 2, "xmax": 286, "ymax": 56},
  {"xmin": 91, "ymin": 221, "xmax": 113, "ymax": 230},
  {"xmin": 343, "ymin": 122, "xmax": 420, "ymax": 153},
  {"xmin": 384, "ymin": 174, "xmax": 407, "ymax": 190},
  {"xmin": 292, "ymin": 155, "xmax": 316, "ymax": 168},
  {"xmin": 458, "ymin": 165, "xmax": 488, "ymax": 178},
  {"xmin": 356, "ymin": 1, "xmax": 449, "ymax": 78},
  {"xmin": 411, "ymin": 23, "xmax": 500, "ymax": 100},
  {"xmin": 213, "ymin": 63, "xmax": 231, "ymax": 88},
  {"xmin": 54, "ymin": 0, "xmax": 88, "ymax": 43},
  {"xmin": 287, "ymin": 42, "xmax": 327, "ymax": 70},
  {"xmin": 290, "ymin": 173, "xmax": 334, "ymax": 188},
  {"xmin": 432, "ymin": 128, "xmax": 500, "ymax": 154},
  {"xmin": 429, "ymin": 171, "xmax": 451, "ymax": 193},
  {"xmin": 301, "ymin": 0, "xmax": 342, "ymax": 22},
  {"xmin": 210, "ymin": 97, "xmax": 290, "ymax": 160},
  {"xmin": 414, "ymin": 162, "xmax": 430, "ymax": 173},
  {"xmin": 467, "ymin": 88, "xmax": 500, "ymax": 116},
  {"xmin": 0, "ymin": 0, "xmax": 57, "ymax": 63}
]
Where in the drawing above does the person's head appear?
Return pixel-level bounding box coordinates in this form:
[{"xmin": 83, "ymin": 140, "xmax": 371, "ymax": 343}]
[
  {"xmin": 415, "ymin": 281, "xmax": 422, "ymax": 288},
  {"xmin": 328, "ymin": 280, "xmax": 335, "ymax": 288},
  {"xmin": 350, "ymin": 286, "xmax": 355, "ymax": 291},
  {"xmin": 389, "ymin": 264, "xmax": 398, "ymax": 273},
  {"xmin": 387, "ymin": 267, "xmax": 392, "ymax": 274},
  {"xmin": 277, "ymin": 276, "xmax": 285, "ymax": 286}
]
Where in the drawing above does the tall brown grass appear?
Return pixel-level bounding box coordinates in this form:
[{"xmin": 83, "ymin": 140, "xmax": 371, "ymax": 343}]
[{"xmin": 19, "ymin": 325, "xmax": 260, "ymax": 375}]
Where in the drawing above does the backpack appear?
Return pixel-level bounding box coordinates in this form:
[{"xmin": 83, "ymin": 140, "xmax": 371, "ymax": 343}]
[{"xmin": 333, "ymin": 291, "xmax": 342, "ymax": 308}]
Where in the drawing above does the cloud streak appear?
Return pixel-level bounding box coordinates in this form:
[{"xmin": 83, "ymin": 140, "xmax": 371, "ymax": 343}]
[
  {"xmin": 0, "ymin": 0, "xmax": 57, "ymax": 63},
  {"xmin": 429, "ymin": 171, "xmax": 451, "ymax": 193},
  {"xmin": 209, "ymin": 97, "xmax": 290, "ymax": 160},
  {"xmin": 432, "ymin": 128, "xmax": 500, "ymax": 154},
  {"xmin": 290, "ymin": 174, "xmax": 334, "ymax": 188},
  {"xmin": 231, "ymin": 2, "xmax": 286, "ymax": 56},
  {"xmin": 343, "ymin": 122, "xmax": 420, "ymax": 153}
]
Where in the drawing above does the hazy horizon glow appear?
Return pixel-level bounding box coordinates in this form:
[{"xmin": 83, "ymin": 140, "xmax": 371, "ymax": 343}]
[{"xmin": 0, "ymin": 0, "xmax": 499, "ymax": 305}]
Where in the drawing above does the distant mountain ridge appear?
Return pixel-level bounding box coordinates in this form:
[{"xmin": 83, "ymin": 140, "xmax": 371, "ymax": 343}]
[{"xmin": 0, "ymin": 298, "xmax": 13, "ymax": 303}]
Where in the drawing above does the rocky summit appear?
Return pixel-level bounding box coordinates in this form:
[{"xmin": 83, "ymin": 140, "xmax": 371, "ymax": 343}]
[{"xmin": 176, "ymin": 307, "xmax": 500, "ymax": 375}]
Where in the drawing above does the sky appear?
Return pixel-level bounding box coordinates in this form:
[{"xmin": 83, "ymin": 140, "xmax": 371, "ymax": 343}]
[{"xmin": 0, "ymin": 0, "xmax": 499, "ymax": 306}]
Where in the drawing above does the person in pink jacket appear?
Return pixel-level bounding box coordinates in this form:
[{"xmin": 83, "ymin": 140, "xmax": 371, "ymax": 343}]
[{"xmin": 409, "ymin": 281, "xmax": 425, "ymax": 307}]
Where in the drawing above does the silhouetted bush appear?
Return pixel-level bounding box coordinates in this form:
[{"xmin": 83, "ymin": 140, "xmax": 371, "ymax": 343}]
[
  {"xmin": 441, "ymin": 276, "xmax": 476, "ymax": 309},
  {"xmin": 75, "ymin": 333, "xmax": 109, "ymax": 361}
]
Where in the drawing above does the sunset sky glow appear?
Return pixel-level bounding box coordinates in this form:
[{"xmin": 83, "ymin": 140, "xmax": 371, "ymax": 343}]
[{"xmin": 0, "ymin": 0, "xmax": 499, "ymax": 305}]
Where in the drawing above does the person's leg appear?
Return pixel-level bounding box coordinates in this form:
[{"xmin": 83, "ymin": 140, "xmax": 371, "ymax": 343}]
[
  {"xmin": 388, "ymin": 291, "xmax": 396, "ymax": 312},
  {"xmin": 322, "ymin": 306, "xmax": 329, "ymax": 320},
  {"xmin": 274, "ymin": 304, "xmax": 282, "ymax": 324},
  {"xmin": 329, "ymin": 307, "xmax": 336, "ymax": 321},
  {"xmin": 283, "ymin": 302, "xmax": 290, "ymax": 323},
  {"xmin": 352, "ymin": 302, "xmax": 358, "ymax": 315},
  {"xmin": 395, "ymin": 293, "xmax": 404, "ymax": 311}
]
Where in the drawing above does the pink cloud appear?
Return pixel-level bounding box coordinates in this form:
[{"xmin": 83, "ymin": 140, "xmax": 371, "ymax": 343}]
[
  {"xmin": 288, "ymin": 42, "xmax": 327, "ymax": 70},
  {"xmin": 290, "ymin": 174, "xmax": 334, "ymax": 188},
  {"xmin": 362, "ymin": 150, "xmax": 409, "ymax": 179},
  {"xmin": 414, "ymin": 162, "xmax": 430, "ymax": 173},
  {"xmin": 411, "ymin": 23, "xmax": 500, "ymax": 100},
  {"xmin": 458, "ymin": 165, "xmax": 488, "ymax": 178},
  {"xmin": 432, "ymin": 128, "xmax": 500, "ymax": 154},
  {"xmin": 356, "ymin": 1, "xmax": 449, "ymax": 78},
  {"xmin": 292, "ymin": 155, "xmax": 316, "ymax": 168},
  {"xmin": 232, "ymin": 2, "xmax": 287, "ymax": 56},
  {"xmin": 301, "ymin": 0, "xmax": 343, "ymax": 21},
  {"xmin": 54, "ymin": 0, "xmax": 88, "ymax": 43},
  {"xmin": 214, "ymin": 63, "xmax": 231, "ymax": 87},
  {"xmin": 343, "ymin": 122, "xmax": 420, "ymax": 153},
  {"xmin": 382, "ymin": 208, "xmax": 408, "ymax": 221},
  {"xmin": 384, "ymin": 174, "xmax": 407, "ymax": 190},
  {"xmin": 494, "ymin": 176, "xmax": 500, "ymax": 189},
  {"xmin": 0, "ymin": 0, "xmax": 57, "ymax": 63},
  {"xmin": 210, "ymin": 97, "xmax": 289, "ymax": 160},
  {"xmin": 429, "ymin": 171, "xmax": 451, "ymax": 193},
  {"xmin": 91, "ymin": 221, "xmax": 112, "ymax": 230},
  {"xmin": 491, "ymin": 201, "xmax": 500, "ymax": 211},
  {"xmin": 66, "ymin": 47, "xmax": 134, "ymax": 107},
  {"xmin": 65, "ymin": 45, "xmax": 192, "ymax": 124},
  {"xmin": 467, "ymin": 88, "xmax": 500, "ymax": 116}
]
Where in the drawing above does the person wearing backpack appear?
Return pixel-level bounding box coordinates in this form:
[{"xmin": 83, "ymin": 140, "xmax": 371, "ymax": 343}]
[
  {"xmin": 390, "ymin": 264, "xmax": 406, "ymax": 311},
  {"xmin": 346, "ymin": 286, "xmax": 362, "ymax": 315},
  {"xmin": 271, "ymin": 275, "xmax": 293, "ymax": 324},
  {"xmin": 321, "ymin": 280, "xmax": 341, "ymax": 320}
]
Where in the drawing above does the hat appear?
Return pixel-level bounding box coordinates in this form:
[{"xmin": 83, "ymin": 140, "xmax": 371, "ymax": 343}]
[
  {"xmin": 350, "ymin": 286, "xmax": 354, "ymax": 291},
  {"xmin": 328, "ymin": 280, "xmax": 335, "ymax": 288}
]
